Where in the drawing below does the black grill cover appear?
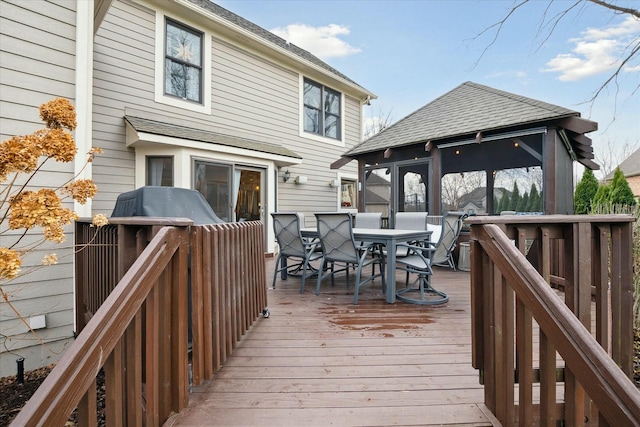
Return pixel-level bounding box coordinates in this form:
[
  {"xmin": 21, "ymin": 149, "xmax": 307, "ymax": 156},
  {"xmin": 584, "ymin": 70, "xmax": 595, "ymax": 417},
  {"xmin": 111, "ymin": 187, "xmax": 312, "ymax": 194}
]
[{"xmin": 111, "ymin": 186, "xmax": 224, "ymax": 225}]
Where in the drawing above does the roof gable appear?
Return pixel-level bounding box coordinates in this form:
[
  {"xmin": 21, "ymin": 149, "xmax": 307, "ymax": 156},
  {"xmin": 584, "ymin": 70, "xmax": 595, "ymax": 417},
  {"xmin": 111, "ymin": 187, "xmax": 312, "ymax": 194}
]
[
  {"xmin": 606, "ymin": 147, "xmax": 640, "ymax": 180},
  {"xmin": 347, "ymin": 81, "xmax": 583, "ymax": 156},
  {"xmin": 185, "ymin": 0, "xmax": 372, "ymax": 97}
]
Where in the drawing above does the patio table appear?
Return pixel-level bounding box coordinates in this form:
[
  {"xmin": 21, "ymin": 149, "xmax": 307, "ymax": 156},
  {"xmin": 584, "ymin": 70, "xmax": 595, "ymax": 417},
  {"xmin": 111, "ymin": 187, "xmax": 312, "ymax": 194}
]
[{"xmin": 300, "ymin": 227, "xmax": 432, "ymax": 303}]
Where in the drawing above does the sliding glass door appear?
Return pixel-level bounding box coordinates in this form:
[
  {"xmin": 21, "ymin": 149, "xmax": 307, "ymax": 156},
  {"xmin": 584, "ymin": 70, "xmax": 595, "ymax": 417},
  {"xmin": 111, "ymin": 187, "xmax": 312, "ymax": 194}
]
[{"xmin": 193, "ymin": 160, "xmax": 265, "ymax": 225}]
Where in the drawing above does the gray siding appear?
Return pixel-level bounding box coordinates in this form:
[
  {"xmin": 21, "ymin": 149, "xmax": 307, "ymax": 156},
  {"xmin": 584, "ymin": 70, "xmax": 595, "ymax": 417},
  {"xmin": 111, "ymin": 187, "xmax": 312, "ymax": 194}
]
[
  {"xmin": 0, "ymin": 0, "xmax": 77, "ymax": 376},
  {"xmin": 92, "ymin": 0, "xmax": 362, "ymax": 221}
]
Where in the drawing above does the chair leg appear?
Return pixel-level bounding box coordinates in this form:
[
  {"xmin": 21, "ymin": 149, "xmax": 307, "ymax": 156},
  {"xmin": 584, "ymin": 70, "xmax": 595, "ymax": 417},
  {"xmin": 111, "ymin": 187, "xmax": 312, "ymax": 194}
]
[
  {"xmin": 272, "ymin": 254, "xmax": 283, "ymax": 289},
  {"xmin": 300, "ymin": 260, "xmax": 308, "ymax": 293},
  {"xmin": 315, "ymin": 259, "xmax": 326, "ymax": 295}
]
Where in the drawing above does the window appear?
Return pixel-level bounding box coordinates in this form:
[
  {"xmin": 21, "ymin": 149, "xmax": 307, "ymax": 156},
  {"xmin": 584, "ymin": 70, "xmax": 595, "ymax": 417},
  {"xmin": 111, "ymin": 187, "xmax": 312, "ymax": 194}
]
[
  {"xmin": 303, "ymin": 78, "xmax": 341, "ymax": 140},
  {"xmin": 340, "ymin": 178, "xmax": 357, "ymax": 209},
  {"xmin": 147, "ymin": 156, "xmax": 174, "ymax": 186},
  {"xmin": 165, "ymin": 19, "xmax": 203, "ymax": 103}
]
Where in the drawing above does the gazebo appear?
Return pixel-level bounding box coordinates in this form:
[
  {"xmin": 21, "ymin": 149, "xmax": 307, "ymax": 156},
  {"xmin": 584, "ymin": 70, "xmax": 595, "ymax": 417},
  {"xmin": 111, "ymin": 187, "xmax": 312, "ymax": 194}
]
[{"xmin": 332, "ymin": 82, "xmax": 599, "ymax": 222}]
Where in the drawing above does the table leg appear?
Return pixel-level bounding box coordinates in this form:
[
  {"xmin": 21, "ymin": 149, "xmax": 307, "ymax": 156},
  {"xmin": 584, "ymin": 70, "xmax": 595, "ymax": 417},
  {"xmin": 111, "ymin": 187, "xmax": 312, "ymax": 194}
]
[{"xmin": 386, "ymin": 237, "xmax": 396, "ymax": 303}]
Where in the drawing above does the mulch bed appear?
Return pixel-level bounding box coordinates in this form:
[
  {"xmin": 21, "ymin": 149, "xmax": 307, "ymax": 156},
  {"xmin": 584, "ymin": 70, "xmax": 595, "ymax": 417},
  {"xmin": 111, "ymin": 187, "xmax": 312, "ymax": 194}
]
[
  {"xmin": 0, "ymin": 365, "xmax": 105, "ymax": 427},
  {"xmin": 2, "ymin": 333, "xmax": 640, "ymax": 426}
]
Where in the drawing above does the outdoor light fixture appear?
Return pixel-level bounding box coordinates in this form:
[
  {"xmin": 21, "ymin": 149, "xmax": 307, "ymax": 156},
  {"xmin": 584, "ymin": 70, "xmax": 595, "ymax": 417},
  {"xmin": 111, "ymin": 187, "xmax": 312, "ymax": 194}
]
[
  {"xmin": 329, "ymin": 179, "xmax": 340, "ymax": 187},
  {"xmin": 283, "ymin": 170, "xmax": 290, "ymax": 182}
]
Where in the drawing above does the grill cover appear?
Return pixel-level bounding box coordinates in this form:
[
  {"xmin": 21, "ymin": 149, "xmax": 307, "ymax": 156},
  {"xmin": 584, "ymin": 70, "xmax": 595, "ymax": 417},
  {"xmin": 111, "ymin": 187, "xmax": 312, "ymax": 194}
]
[{"xmin": 111, "ymin": 186, "xmax": 224, "ymax": 225}]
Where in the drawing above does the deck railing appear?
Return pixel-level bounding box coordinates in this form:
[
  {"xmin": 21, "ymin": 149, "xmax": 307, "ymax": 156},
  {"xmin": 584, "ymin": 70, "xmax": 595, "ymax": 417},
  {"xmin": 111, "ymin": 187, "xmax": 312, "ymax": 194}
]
[
  {"xmin": 11, "ymin": 218, "xmax": 267, "ymax": 426},
  {"xmin": 467, "ymin": 215, "xmax": 640, "ymax": 426}
]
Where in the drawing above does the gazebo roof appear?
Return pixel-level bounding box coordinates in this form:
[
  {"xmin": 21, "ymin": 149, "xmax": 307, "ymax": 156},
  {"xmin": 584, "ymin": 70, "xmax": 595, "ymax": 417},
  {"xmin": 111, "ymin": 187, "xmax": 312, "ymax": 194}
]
[{"xmin": 345, "ymin": 82, "xmax": 597, "ymax": 168}]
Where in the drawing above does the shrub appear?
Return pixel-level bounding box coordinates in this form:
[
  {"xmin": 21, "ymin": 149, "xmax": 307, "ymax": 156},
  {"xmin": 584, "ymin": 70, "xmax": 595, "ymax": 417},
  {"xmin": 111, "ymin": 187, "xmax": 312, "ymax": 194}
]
[{"xmin": 0, "ymin": 98, "xmax": 105, "ymax": 340}]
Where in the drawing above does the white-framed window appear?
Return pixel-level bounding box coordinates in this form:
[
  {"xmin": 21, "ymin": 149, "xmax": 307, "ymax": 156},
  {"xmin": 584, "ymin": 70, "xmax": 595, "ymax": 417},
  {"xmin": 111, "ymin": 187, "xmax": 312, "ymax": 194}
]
[
  {"xmin": 155, "ymin": 11, "xmax": 211, "ymax": 114},
  {"xmin": 146, "ymin": 156, "xmax": 174, "ymax": 186},
  {"xmin": 301, "ymin": 77, "xmax": 343, "ymax": 143},
  {"xmin": 336, "ymin": 174, "xmax": 358, "ymax": 212},
  {"xmin": 165, "ymin": 19, "xmax": 203, "ymax": 103}
]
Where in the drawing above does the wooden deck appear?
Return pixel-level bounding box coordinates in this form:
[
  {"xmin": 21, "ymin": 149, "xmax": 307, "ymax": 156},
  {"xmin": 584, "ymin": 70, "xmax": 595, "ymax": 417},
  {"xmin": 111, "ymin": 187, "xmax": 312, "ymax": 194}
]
[{"xmin": 165, "ymin": 257, "xmax": 499, "ymax": 426}]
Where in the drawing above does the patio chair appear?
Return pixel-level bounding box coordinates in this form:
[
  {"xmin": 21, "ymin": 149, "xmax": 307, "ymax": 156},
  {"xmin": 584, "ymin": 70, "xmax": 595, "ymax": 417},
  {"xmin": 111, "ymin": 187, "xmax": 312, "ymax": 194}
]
[
  {"xmin": 314, "ymin": 212, "xmax": 385, "ymax": 304},
  {"xmin": 354, "ymin": 212, "xmax": 384, "ymax": 271},
  {"xmin": 271, "ymin": 212, "xmax": 322, "ymax": 293},
  {"xmin": 394, "ymin": 212, "xmax": 430, "ymax": 256},
  {"xmin": 395, "ymin": 242, "xmax": 448, "ymax": 305},
  {"xmin": 431, "ymin": 211, "xmax": 467, "ymax": 271}
]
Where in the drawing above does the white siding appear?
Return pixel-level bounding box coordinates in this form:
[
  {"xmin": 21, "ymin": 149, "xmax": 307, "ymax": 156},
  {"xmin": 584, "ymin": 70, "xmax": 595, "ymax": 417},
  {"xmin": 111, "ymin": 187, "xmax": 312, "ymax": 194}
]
[{"xmin": 0, "ymin": 0, "xmax": 77, "ymax": 376}]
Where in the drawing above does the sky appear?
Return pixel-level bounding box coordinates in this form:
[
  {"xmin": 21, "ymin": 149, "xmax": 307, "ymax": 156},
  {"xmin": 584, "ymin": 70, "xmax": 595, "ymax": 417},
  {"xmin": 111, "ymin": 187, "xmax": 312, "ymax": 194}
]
[{"xmin": 217, "ymin": 0, "xmax": 639, "ymax": 177}]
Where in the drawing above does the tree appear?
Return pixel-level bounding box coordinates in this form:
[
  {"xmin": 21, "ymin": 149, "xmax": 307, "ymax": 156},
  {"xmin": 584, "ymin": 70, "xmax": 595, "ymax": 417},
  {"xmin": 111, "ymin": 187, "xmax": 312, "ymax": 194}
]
[
  {"xmin": 609, "ymin": 167, "xmax": 637, "ymax": 206},
  {"xmin": 440, "ymin": 171, "xmax": 485, "ymax": 211},
  {"xmin": 574, "ymin": 168, "xmax": 599, "ymax": 214},
  {"xmin": 508, "ymin": 182, "xmax": 520, "ymax": 211},
  {"xmin": 364, "ymin": 107, "xmax": 394, "ymax": 139},
  {"xmin": 593, "ymin": 182, "xmax": 612, "ymax": 207},
  {"xmin": 595, "ymin": 139, "xmax": 639, "ymax": 180},
  {"xmin": 474, "ymin": 1, "xmax": 639, "ymax": 119},
  {"xmin": 1, "ymin": 98, "xmax": 106, "ymax": 347},
  {"xmin": 517, "ymin": 191, "xmax": 529, "ymax": 212},
  {"xmin": 527, "ymin": 183, "xmax": 540, "ymax": 212}
]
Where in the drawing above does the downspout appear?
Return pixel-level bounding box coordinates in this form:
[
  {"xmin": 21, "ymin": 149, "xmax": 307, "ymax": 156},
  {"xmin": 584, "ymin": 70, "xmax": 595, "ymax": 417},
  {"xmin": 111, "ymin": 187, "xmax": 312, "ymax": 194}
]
[
  {"xmin": 73, "ymin": 0, "xmax": 94, "ymax": 333},
  {"xmin": 75, "ymin": 0, "xmax": 94, "ymax": 217}
]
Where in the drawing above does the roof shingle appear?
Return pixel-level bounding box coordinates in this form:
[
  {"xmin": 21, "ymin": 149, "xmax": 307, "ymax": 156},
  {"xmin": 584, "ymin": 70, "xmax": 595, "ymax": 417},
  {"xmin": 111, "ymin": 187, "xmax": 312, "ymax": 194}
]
[{"xmin": 346, "ymin": 81, "xmax": 580, "ymax": 156}]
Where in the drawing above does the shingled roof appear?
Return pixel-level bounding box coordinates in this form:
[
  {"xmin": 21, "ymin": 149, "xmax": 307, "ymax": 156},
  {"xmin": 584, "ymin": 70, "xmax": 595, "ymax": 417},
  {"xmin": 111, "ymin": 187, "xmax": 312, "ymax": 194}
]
[
  {"xmin": 606, "ymin": 147, "xmax": 640, "ymax": 180},
  {"xmin": 186, "ymin": 0, "xmax": 371, "ymax": 95},
  {"xmin": 346, "ymin": 81, "xmax": 585, "ymax": 156},
  {"xmin": 125, "ymin": 116, "xmax": 302, "ymax": 160}
]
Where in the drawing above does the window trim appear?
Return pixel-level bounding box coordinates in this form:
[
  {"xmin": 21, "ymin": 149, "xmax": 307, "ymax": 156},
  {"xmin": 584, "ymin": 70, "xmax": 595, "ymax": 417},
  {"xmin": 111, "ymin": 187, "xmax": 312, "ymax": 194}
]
[
  {"xmin": 164, "ymin": 18, "xmax": 203, "ymax": 103},
  {"xmin": 337, "ymin": 173, "xmax": 358, "ymax": 212},
  {"xmin": 299, "ymin": 76, "xmax": 344, "ymax": 146},
  {"xmin": 155, "ymin": 11, "xmax": 211, "ymax": 114}
]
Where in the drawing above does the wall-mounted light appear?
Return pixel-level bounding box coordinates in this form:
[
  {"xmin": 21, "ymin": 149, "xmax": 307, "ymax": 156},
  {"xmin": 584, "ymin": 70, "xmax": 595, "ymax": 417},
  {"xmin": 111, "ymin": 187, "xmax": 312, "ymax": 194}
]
[
  {"xmin": 283, "ymin": 170, "xmax": 290, "ymax": 182},
  {"xmin": 514, "ymin": 142, "xmax": 519, "ymax": 148},
  {"xmin": 329, "ymin": 179, "xmax": 340, "ymax": 187},
  {"xmin": 455, "ymin": 149, "xmax": 461, "ymax": 155}
]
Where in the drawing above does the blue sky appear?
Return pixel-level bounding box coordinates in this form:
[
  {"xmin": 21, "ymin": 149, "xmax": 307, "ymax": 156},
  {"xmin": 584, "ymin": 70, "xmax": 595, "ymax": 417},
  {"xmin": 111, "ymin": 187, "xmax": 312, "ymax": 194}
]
[{"xmin": 218, "ymin": 0, "xmax": 639, "ymax": 173}]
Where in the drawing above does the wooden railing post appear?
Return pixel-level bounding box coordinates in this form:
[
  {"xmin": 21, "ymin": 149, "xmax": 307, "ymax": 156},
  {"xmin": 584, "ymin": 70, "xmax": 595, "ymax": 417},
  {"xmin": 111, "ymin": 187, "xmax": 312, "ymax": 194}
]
[{"xmin": 467, "ymin": 214, "xmax": 639, "ymax": 427}]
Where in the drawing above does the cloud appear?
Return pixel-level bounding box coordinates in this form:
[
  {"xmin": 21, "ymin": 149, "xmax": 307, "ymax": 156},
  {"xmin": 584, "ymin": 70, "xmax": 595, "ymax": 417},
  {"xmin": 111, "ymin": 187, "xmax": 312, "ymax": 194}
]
[
  {"xmin": 270, "ymin": 23, "xmax": 361, "ymax": 60},
  {"xmin": 543, "ymin": 16, "xmax": 640, "ymax": 81}
]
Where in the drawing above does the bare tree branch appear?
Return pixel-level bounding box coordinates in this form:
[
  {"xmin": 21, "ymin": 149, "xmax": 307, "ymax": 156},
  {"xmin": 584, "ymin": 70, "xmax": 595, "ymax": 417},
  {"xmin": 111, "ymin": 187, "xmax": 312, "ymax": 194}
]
[
  {"xmin": 472, "ymin": 0, "xmax": 639, "ymax": 124},
  {"xmin": 468, "ymin": 0, "xmax": 530, "ymax": 70},
  {"xmin": 588, "ymin": 0, "xmax": 640, "ymax": 18}
]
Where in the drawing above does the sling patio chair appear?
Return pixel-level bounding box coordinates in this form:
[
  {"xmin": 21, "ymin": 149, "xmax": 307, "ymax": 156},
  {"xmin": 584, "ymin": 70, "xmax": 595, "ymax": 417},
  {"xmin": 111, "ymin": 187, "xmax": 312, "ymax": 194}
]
[
  {"xmin": 394, "ymin": 241, "xmax": 448, "ymax": 305},
  {"xmin": 314, "ymin": 212, "xmax": 385, "ymax": 305},
  {"xmin": 393, "ymin": 212, "xmax": 430, "ymax": 256},
  {"xmin": 354, "ymin": 212, "xmax": 384, "ymax": 272},
  {"xmin": 271, "ymin": 212, "xmax": 323, "ymax": 293},
  {"xmin": 393, "ymin": 212, "xmax": 465, "ymax": 305},
  {"xmin": 431, "ymin": 211, "xmax": 467, "ymax": 271}
]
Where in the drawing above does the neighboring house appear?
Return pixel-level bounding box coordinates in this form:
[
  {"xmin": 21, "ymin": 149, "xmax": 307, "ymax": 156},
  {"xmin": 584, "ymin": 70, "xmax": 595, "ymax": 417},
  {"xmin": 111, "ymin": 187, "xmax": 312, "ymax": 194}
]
[
  {"xmin": 0, "ymin": 0, "xmax": 374, "ymax": 376},
  {"xmin": 605, "ymin": 147, "xmax": 640, "ymax": 198},
  {"xmin": 455, "ymin": 187, "xmax": 510, "ymax": 214}
]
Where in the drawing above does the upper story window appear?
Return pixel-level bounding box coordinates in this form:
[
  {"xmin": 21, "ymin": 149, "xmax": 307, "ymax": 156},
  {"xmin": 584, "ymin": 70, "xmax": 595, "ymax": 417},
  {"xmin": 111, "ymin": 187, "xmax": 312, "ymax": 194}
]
[
  {"xmin": 155, "ymin": 13, "xmax": 210, "ymax": 114},
  {"xmin": 165, "ymin": 19, "xmax": 203, "ymax": 103},
  {"xmin": 303, "ymin": 78, "xmax": 341, "ymax": 140}
]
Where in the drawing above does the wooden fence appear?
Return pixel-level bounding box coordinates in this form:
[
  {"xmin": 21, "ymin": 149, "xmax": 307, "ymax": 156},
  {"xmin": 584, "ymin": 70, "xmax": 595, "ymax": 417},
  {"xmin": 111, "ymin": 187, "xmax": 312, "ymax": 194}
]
[
  {"xmin": 11, "ymin": 218, "xmax": 267, "ymax": 426},
  {"xmin": 467, "ymin": 215, "xmax": 640, "ymax": 426}
]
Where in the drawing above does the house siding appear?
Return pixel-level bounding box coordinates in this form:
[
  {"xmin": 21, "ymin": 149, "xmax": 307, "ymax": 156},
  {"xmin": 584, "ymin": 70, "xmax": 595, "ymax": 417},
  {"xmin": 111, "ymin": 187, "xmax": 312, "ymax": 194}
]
[
  {"xmin": 0, "ymin": 0, "xmax": 78, "ymax": 376},
  {"xmin": 92, "ymin": 0, "xmax": 362, "ymax": 229}
]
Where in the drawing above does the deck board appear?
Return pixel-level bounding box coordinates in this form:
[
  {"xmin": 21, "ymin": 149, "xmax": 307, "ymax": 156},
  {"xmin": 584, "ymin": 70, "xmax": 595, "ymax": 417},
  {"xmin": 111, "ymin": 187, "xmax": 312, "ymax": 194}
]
[{"xmin": 165, "ymin": 258, "xmax": 497, "ymax": 426}]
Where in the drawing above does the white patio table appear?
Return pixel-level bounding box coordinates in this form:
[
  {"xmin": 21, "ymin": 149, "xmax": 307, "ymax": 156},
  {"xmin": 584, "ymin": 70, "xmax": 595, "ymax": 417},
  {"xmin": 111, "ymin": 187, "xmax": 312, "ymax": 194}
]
[{"xmin": 300, "ymin": 228, "xmax": 432, "ymax": 304}]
